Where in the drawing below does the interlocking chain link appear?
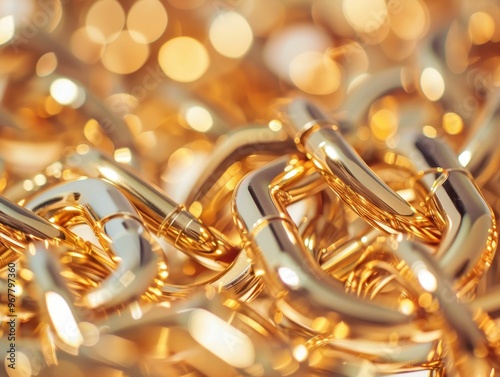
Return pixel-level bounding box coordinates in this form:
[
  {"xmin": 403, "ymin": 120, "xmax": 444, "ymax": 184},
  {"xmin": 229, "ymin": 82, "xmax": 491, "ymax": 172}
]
[{"xmin": 0, "ymin": 1, "xmax": 500, "ymax": 376}]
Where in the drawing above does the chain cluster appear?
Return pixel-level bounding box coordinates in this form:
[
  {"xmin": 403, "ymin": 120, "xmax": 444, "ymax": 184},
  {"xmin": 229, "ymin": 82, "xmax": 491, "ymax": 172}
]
[{"xmin": 0, "ymin": 0, "xmax": 500, "ymax": 376}]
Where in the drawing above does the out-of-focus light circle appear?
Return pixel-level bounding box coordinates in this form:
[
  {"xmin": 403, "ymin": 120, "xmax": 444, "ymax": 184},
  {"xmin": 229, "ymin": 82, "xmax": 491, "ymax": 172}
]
[
  {"xmin": 158, "ymin": 37, "xmax": 209, "ymax": 82},
  {"xmin": 36, "ymin": 52, "xmax": 58, "ymax": 77},
  {"xmin": 420, "ymin": 67, "xmax": 445, "ymax": 102},
  {"xmin": 458, "ymin": 151, "xmax": 472, "ymax": 167},
  {"xmin": 5, "ymin": 351, "xmax": 31, "ymax": 377},
  {"xmin": 167, "ymin": 0, "xmax": 205, "ymax": 10},
  {"xmin": 468, "ymin": 12, "xmax": 495, "ymax": 45},
  {"xmin": 390, "ymin": 0, "xmax": 427, "ymax": 40},
  {"xmin": 264, "ymin": 24, "xmax": 332, "ymax": 81},
  {"xmin": 86, "ymin": 0, "xmax": 125, "ymax": 43},
  {"xmin": 293, "ymin": 344, "xmax": 308, "ymax": 362},
  {"xmin": 269, "ymin": 119, "xmax": 282, "ymax": 131},
  {"xmin": 417, "ymin": 269, "xmax": 437, "ymax": 292},
  {"xmin": 127, "ymin": 0, "xmax": 168, "ymax": 44},
  {"xmin": 370, "ymin": 109, "xmax": 398, "ymax": 140},
  {"xmin": 101, "ymin": 30, "xmax": 150, "ymax": 74},
  {"xmin": 422, "ymin": 125, "xmax": 437, "ymax": 138},
  {"xmin": 184, "ymin": 105, "xmax": 213, "ymax": 132},
  {"xmin": 343, "ymin": 0, "xmax": 387, "ymax": 33},
  {"xmin": 278, "ymin": 267, "xmax": 300, "ymax": 288},
  {"xmin": 442, "ymin": 112, "xmax": 463, "ymax": 135},
  {"xmin": 50, "ymin": 78, "xmax": 79, "ymax": 105},
  {"xmin": 0, "ymin": 0, "xmax": 34, "ymax": 23},
  {"xmin": 71, "ymin": 26, "xmax": 105, "ymax": 64},
  {"xmin": 289, "ymin": 52, "xmax": 341, "ymax": 95},
  {"xmin": 313, "ymin": 0, "xmax": 352, "ymax": 38},
  {"xmin": 209, "ymin": 12, "xmax": 253, "ymax": 59},
  {"xmin": 240, "ymin": 0, "xmax": 284, "ymax": 36},
  {"xmin": 0, "ymin": 15, "xmax": 15, "ymax": 45}
]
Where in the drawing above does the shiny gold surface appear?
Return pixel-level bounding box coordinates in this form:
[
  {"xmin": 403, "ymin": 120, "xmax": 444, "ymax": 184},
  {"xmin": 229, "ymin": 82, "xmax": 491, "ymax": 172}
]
[{"xmin": 0, "ymin": 1, "xmax": 500, "ymax": 376}]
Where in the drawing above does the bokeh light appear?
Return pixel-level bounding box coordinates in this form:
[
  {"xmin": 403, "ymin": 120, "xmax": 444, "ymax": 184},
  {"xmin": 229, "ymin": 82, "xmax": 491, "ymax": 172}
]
[
  {"xmin": 71, "ymin": 26, "xmax": 105, "ymax": 64},
  {"xmin": 343, "ymin": 0, "xmax": 387, "ymax": 34},
  {"xmin": 264, "ymin": 24, "xmax": 332, "ymax": 80},
  {"xmin": 0, "ymin": 15, "xmax": 15, "ymax": 45},
  {"xmin": 468, "ymin": 12, "xmax": 495, "ymax": 45},
  {"xmin": 127, "ymin": 0, "xmax": 168, "ymax": 44},
  {"xmin": 50, "ymin": 78, "xmax": 84, "ymax": 107},
  {"xmin": 36, "ymin": 52, "xmax": 57, "ymax": 77},
  {"xmin": 101, "ymin": 30, "xmax": 150, "ymax": 74},
  {"xmin": 389, "ymin": 0, "xmax": 428, "ymax": 40},
  {"xmin": 184, "ymin": 105, "xmax": 213, "ymax": 132},
  {"xmin": 209, "ymin": 12, "xmax": 253, "ymax": 59},
  {"xmin": 86, "ymin": 0, "xmax": 125, "ymax": 43},
  {"xmin": 442, "ymin": 112, "xmax": 463, "ymax": 135},
  {"xmin": 158, "ymin": 37, "xmax": 209, "ymax": 82},
  {"xmin": 420, "ymin": 67, "xmax": 445, "ymax": 102},
  {"xmin": 289, "ymin": 52, "xmax": 342, "ymax": 95}
]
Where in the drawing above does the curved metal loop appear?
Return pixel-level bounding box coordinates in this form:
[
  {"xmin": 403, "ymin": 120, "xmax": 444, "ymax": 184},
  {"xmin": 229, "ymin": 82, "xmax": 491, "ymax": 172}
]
[
  {"xmin": 387, "ymin": 132, "xmax": 497, "ymax": 294},
  {"xmin": 281, "ymin": 98, "xmax": 441, "ymax": 243},
  {"xmin": 458, "ymin": 89, "xmax": 500, "ymax": 186},
  {"xmin": 0, "ymin": 154, "xmax": 261, "ymax": 303},
  {"xmin": 232, "ymin": 156, "xmax": 428, "ymax": 338},
  {"xmin": 24, "ymin": 178, "xmax": 163, "ymax": 309},
  {"xmin": 64, "ymin": 148, "xmax": 237, "ymax": 271},
  {"xmin": 186, "ymin": 125, "xmax": 295, "ymax": 208},
  {"xmin": 0, "ymin": 194, "xmax": 116, "ymax": 271},
  {"xmin": 26, "ymin": 240, "xmax": 90, "ymax": 354},
  {"xmin": 391, "ymin": 238, "xmax": 497, "ymax": 372}
]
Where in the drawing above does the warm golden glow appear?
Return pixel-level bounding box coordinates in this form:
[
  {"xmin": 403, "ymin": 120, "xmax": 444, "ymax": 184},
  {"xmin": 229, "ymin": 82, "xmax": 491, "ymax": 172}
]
[
  {"xmin": 184, "ymin": 105, "xmax": 214, "ymax": 132},
  {"xmin": 420, "ymin": 68, "xmax": 445, "ymax": 102},
  {"xmin": 343, "ymin": 0, "xmax": 387, "ymax": 33},
  {"xmin": 188, "ymin": 309, "xmax": 255, "ymax": 368},
  {"xmin": 417, "ymin": 269, "xmax": 437, "ymax": 292},
  {"xmin": 333, "ymin": 321, "xmax": 350, "ymax": 339},
  {"xmin": 442, "ymin": 112, "xmax": 463, "ymax": 135},
  {"xmin": 71, "ymin": 26, "xmax": 105, "ymax": 64},
  {"xmin": 293, "ymin": 344, "xmax": 308, "ymax": 362},
  {"xmin": 23, "ymin": 180, "xmax": 34, "ymax": 192},
  {"xmin": 209, "ymin": 12, "xmax": 253, "ymax": 58},
  {"xmin": 311, "ymin": 316, "xmax": 330, "ymax": 332},
  {"xmin": 370, "ymin": 109, "xmax": 398, "ymax": 140},
  {"xmin": 289, "ymin": 52, "xmax": 341, "ymax": 95},
  {"xmin": 101, "ymin": 30, "xmax": 150, "ymax": 74},
  {"xmin": 422, "ymin": 125, "xmax": 437, "ymax": 138},
  {"xmin": 399, "ymin": 299, "xmax": 415, "ymax": 315},
  {"xmin": 418, "ymin": 292, "xmax": 433, "ymax": 308},
  {"xmin": 264, "ymin": 24, "xmax": 332, "ymax": 78},
  {"xmin": 33, "ymin": 173, "xmax": 47, "ymax": 186},
  {"xmin": 79, "ymin": 322, "xmax": 100, "ymax": 347},
  {"xmin": 269, "ymin": 119, "xmax": 283, "ymax": 131},
  {"xmin": 86, "ymin": 0, "xmax": 125, "ymax": 43},
  {"xmin": 278, "ymin": 267, "xmax": 300, "ymax": 288},
  {"xmin": 127, "ymin": 0, "xmax": 168, "ymax": 43},
  {"xmin": 458, "ymin": 150, "xmax": 472, "ymax": 167},
  {"xmin": 45, "ymin": 292, "xmax": 84, "ymax": 349},
  {"xmin": 168, "ymin": 147, "xmax": 195, "ymax": 170},
  {"xmin": 468, "ymin": 12, "xmax": 495, "ymax": 45},
  {"xmin": 389, "ymin": 0, "xmax": 427, "ymax": 40},
  {"xmin": 5, "ymin": 352, "xmax": 31, "ymax": 377},
  {"xmin": 50, "ymin": 78, "xmax": 84, "ymax": 107},
  {"xmin": 114, "ymin": 148, "xmax": 133, "ymax": 164},
  {"xmin": 0, "ymin": 15, "xmax": 15, "ymax": 45},
  {"xmin": 158, "ymin": 37, "xmax": 209, "ymax": 82},
  {"xmin": 167, "ymin": 0, "xmax": 205, "ymax": 9},
  {"xmin": 36, "ymin": 53, "xmax": 58, "ymax": 77}
]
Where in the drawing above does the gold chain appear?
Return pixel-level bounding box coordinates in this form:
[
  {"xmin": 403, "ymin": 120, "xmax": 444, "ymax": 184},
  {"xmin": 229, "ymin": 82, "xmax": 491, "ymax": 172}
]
[{"xmin": 0, "ymin": 1, "xmax": 500, "ymax": 376}]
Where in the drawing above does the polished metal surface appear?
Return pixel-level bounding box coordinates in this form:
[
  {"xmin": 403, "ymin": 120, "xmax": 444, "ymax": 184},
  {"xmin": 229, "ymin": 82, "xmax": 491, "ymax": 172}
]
[{"xmin": 0, "ymin": 2, "xmax": 500, "ymax": 376}]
